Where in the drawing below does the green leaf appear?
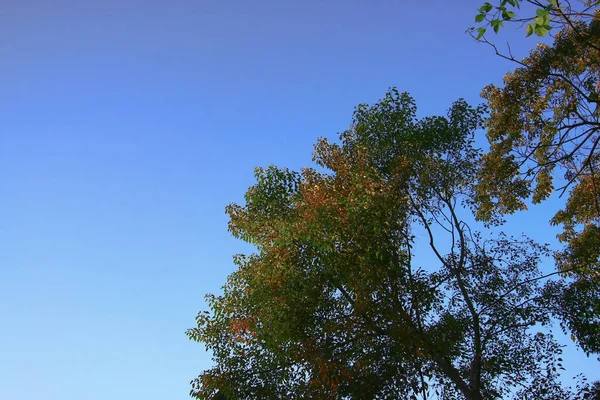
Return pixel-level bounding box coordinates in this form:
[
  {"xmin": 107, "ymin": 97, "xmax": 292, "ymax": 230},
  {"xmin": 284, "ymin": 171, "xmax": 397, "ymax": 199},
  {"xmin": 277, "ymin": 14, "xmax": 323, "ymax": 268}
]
[
  {"xmin": 491, "ymin": 19, "xmax": 504, "ymax": 33},
  {"xmin": 536, "ymin": 8, "xmax": 548, "ymax": 17},
  {"xmin": 477, "ymin": 27, "xmax": 487, "ymax": 39},
  {"xmin": 506, "ymin": 0, "xmax": 516, "ymax": 5},
  {"xmin": 502, "ymin": 10, "xmax": 515, "ymax": 19},
  {"xmin": 534, "ymin": 24, "xmax": 550, "ymax": 36},
  {"xmin": 475, "ymin": 13, "xmax": 486, "ymax": 22},
  {"xmin": 526, "ymin": 23, "xmax": 534, "ymax": 36},
  {"xmin": 480, "ymin": 2, "xmax": 493, "ymax": 12}
]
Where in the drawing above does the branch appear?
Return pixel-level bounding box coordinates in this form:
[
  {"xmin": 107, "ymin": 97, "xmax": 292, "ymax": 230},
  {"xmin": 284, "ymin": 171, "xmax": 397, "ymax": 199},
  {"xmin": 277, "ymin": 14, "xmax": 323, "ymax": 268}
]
[
  {"xmin": 557, "ymin": 131, "xmax": 600, "ymax": 196},
  {"xmin": 480, "ymin": 266, "xmax": 578, "ymax": 315},
  {"xmin": 437, "ymin": 191, "xmax": 483, "ymax": 395}
]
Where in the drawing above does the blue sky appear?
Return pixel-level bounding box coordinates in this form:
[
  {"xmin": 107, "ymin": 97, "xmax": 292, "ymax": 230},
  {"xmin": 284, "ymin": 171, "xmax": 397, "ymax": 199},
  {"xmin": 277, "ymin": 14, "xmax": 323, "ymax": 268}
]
[{"xmin": 0, "ymin": 1, "xmax": 596, "ymax": 399}]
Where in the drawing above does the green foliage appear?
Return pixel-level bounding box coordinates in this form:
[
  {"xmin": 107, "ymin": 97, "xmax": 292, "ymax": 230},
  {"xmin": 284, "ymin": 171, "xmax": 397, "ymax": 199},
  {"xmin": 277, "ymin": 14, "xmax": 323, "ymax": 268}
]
[
  {"xmin": 545, "ymin": 276, "xmax": 600, "ymax": 355},
  {"xmin": 471, "ymin": 0, "xmax": 599, "ymax": 39},
  {"xmin": 188, "ymin": 90, "xmax": 580, "ymax": 399}
]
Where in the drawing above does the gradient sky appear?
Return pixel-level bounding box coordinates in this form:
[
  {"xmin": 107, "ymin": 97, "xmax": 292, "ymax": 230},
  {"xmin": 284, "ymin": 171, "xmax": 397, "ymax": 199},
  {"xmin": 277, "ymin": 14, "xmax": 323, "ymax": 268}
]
[{"xmin": 0, "ymin": 1, "xmax": 597, "ymax": 399}]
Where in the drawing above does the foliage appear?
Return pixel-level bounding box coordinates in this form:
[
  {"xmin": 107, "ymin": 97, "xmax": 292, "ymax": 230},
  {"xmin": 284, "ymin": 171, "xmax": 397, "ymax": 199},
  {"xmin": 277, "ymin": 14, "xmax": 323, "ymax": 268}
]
[
  {"xmin": 187, "ymin": 90, "xmax": 580, "ymax": 399},
  {"xmin": 470, "ymin": 0, "xmax": 599, "ymax": 39},
  {"xmin": 471, "ymin": 0, "xmax": 600, "ymax": 354},
  {"xmin": 545, "ymin": 276, "xmax": 600, "ymax": 356}
]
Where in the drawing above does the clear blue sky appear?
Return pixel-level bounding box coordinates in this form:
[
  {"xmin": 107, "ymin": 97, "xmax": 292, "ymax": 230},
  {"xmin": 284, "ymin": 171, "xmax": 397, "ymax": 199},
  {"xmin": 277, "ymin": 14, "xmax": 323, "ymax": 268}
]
[{"xmin": 0, "ymin": 1, "xmax": 596, "ymax": 399}]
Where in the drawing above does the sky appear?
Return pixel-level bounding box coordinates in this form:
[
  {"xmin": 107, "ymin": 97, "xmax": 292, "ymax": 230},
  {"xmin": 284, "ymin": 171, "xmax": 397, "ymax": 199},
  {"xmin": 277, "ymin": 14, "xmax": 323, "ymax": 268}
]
[{"xmin": 0, "ymin": 1, "xmax": 597, "ymax": 399}]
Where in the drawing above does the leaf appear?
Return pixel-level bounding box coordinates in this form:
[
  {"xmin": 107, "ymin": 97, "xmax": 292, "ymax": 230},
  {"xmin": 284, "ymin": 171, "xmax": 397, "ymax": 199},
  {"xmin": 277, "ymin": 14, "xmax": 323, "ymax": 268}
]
[
  {"xmin": 477, "ymin": 27, "xmax": 487, "ymax": 39},
  {"xmin": 526, "ymin": 23, "xmax": 534, "ymax": 37},
  {"xmin": 491, "ymin": 19, "xmax": 504, "ymax": 33},
  {"xmin": 475, "ymin": 13, "xmax": 486, "ymax": 22},
  {"xmin": 480, "ymin": 2, "xmax": 493, "ymax": 13},
  {"xmin": 536, "ymin": 8, "xmax": 548, "ymax": 18},
  {"xmin": 534, "ymin": 24, "xmax": 550, "ymax": 36},
  {"xmin": 502, "ymin": 10, "xmax": 515, "ymax": 20}
]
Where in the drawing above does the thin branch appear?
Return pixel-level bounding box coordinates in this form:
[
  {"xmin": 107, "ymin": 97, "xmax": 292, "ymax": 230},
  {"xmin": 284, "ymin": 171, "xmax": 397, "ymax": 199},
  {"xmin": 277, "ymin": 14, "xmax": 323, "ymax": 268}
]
[{"xmin": 481, "ymin": 266, "xmax": 578, "ymax": 314}]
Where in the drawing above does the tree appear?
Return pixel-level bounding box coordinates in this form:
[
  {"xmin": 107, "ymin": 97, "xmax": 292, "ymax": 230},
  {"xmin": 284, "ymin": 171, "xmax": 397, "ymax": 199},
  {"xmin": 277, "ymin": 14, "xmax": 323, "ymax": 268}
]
[
  {"xmin": 470, "ymin": 0, "xmax": 600, "ymax": 354},
  {"xmin": 188, "ymin": 89, "xmax": 580, "ymax": 399}
]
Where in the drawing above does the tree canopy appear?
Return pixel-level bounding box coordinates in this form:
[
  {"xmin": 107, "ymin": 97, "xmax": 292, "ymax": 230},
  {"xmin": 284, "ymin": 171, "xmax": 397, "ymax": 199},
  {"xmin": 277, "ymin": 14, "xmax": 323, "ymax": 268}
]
[
  {"xmin": 470, "ymin": 0, "xmax": 600, "ymax": 355},
  {"xmin": 187, "ymin": 3, "xmax": 600, "ymax": 397},
  {"xmin": 187, "ymin": 90, "xmax": 588, "ymax": 399}
]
